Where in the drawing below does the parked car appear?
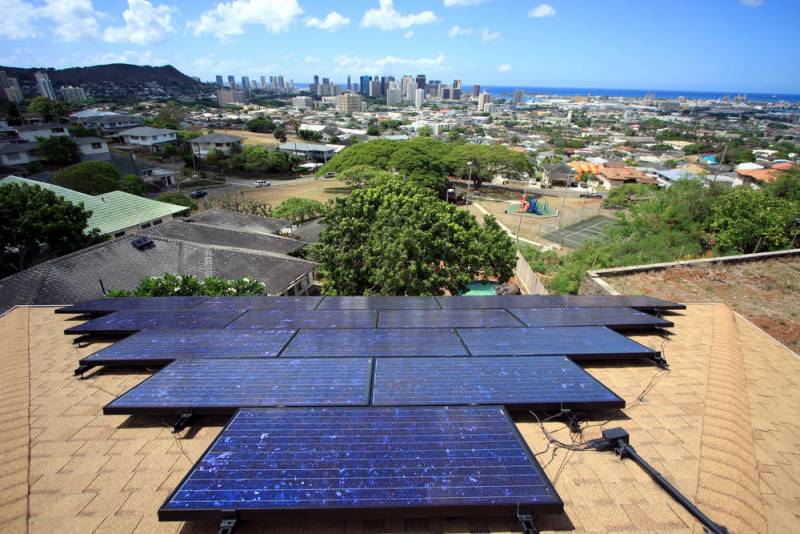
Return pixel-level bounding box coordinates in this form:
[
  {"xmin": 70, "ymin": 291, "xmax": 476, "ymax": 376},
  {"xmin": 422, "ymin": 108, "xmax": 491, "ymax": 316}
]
[
  {"xmin": 324, "ymin": 172, "xmax": 336, "ymax": 178},
  {"xmin": 580, "ymin": 192, "xmax": 603, "ymax": 198},
  {"xmin": 190, "ymin": 189, "xmax": 208, "ymax": 198},
  {"xmin": 253, "ymin": 180, "xmax": 271, "ymax": 187}
]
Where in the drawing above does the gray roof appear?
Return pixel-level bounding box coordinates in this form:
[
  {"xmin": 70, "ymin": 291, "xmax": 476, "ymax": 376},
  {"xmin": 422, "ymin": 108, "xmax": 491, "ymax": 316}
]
[
  {"xmin": 13, "ymin": 123, "xmax": 67, "ymax": 132},
  {"xmin": 74, "ymin": 136, "xmax": 105, "ymax": 145},
  {"xmin": 0, "ymin": 234, "xmax": 316, "ymax": 311},
  {"xmin": 190, "ymin": 134, "xmax": 244, "ymax": 144},
  {"xmin": 117, "ymin": 126, "xmax": 175, "ymax": 137},
  {"xmin": 144, "ymin": 220, "xmax": 306, "ymax": 255},
  {"xmin": 292, "ymin": 219, "xmax": 326, "ymax": 243},
  {"xmin": 0, "ymin": 141, "xmax": 38, "ymax": 154},
  {"xmin": 190, "ymin": 209, "xmax": 289, "ymax": 235}
]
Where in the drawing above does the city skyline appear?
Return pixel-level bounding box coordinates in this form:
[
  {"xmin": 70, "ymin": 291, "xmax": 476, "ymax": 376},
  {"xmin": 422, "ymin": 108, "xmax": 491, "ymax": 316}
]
[{"xmin": 1, "ymin": 0, "xmax": 799, "ymax": 94}]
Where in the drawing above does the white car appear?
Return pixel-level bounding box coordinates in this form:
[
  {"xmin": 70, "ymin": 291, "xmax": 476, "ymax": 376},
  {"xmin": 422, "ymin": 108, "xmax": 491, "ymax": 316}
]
[{"xmin": 253, "ymin": 180, "xmax": 271, "ymax": 187}]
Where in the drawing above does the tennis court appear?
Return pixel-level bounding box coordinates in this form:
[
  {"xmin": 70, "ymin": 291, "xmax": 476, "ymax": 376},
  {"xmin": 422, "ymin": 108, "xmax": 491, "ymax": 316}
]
[{"xmin": 542, "ymin": 215, "xmax": 615, "ymax": 248}]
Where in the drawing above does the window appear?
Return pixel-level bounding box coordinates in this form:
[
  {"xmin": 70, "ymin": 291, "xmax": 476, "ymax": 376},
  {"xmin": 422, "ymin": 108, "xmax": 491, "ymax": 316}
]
[
  {"xmin": 152, "ymin": 219, "xmax": 163, "ymax": 225},
  {"xmin": 6, "ymin": 152, "xmax": 20, "ymax": 160},
  {"xmin": 52, "ymin": 128, "xmax": 65, "ymax": 133},
  {"xmin": 140, "ymin": 222, "xmax": 151, "ymax": 229},
  {"xmin": 91, "ymin": 143, "xmax": 102, "ymax": 150},
  {"xmin": 114, "ymin": 231, "xmax": 125, "ymax": 238}
]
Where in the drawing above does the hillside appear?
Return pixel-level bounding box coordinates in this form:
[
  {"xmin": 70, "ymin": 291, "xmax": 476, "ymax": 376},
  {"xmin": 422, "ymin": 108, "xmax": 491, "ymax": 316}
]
[{"xmin": 0, "ymin": 63, "xmax": 200, "ymax": 87}]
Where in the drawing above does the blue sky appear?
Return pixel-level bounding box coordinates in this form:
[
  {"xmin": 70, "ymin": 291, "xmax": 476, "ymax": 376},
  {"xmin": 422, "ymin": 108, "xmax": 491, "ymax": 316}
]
[{"xmin": 1, "ymin": 0, "xmax": 799, "ymax": 93}]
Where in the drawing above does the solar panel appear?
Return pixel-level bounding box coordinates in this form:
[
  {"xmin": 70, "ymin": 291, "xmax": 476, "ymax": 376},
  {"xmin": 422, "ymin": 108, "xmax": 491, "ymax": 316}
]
[
  {"xmin": 507, "ymin": 307, "xmax": 673, "ymax": 330},
  {"xmin": 158, "ymin": 406, "xmax": 563, "ymax": 522},
  {"xmin": 104, "ymin": 358, "xmax": 372, "ymax": 415},
  {"xmin": 64, "ymin": 310, "xmax": 244, "ymax": 335},
  {"xmin": 372, "ymin": 356, "xmax": 625, "ymax": 410},
  {"xmin": 81, "ymin": 329, "xmax": 296, "ymax": 367},
  {"xmin": 55, "ymin": 296, "xmax": 210, "ymax": 315},
  {"xmin": 281, "ymin": 328, "xmax": 469, "ymax": 357},
  {"xmin": 549, "ymin": 295, "xmax": 686, "ymax": 311},
  {"xmin": 227, "ymin": 309, "xmax": 377, "ymax": 329},
  {"xmin": 195, "ymin": 296, "xmax": 323, "ymax": 310},
  {"xmin": 378, "ymin": 309, "xmax": 524, "ymax": 328},
  {"xmin": 435, "ymin": 295, "xmax": 564, "ymax": 309},
  {"xmin": 317, "ymin": 296, "xmax": 441, "ymax": 309},
  {"xmin": 457, "ymin": 326, "xmax": 657, "ymax": 360}
]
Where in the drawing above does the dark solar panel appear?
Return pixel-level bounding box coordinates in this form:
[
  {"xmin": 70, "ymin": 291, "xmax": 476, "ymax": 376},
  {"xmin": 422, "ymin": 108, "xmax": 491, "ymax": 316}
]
[
  {"xmin": 55, "ymin": 296, "xmax": 210, "ymax": 315},
  {"xmin": 317, "ymin": 296, "xmax": 441, "ymax": 310},
  {"xmin": 507, "ymin": 307, "xmax": 673, "ymax": 330},
  {"xmin": 378, "ymin": 309, "xmax": 524, "ymax": 328},
  {"xmin": 64, "ymin": 310, "xmax": 244, "ymax": 335},
  {"xmin": 228, "ymin": 309, "xmax": 377, "ymax": 329},
  {"xmin": 549, "ymin": 295, "xmax": 686, "ymax": 311},
  {"xmin": 104, "ymin": 358, "xmax": 372, "ymax": 415},
  {"xmin": 372, "ymin": 357, "xmax": 625, "ymax": 410},
  {"xmin": 435, "ymin": 295, "xmax": 564, "ymax": 309},
  {"xmin": 195, "ymin": 296, "xmax": 323, "ymax": 310},
  {"xmin": 158, "ymin": 406, "xmax": 563, "ymax": 522},
  {"xmin": 81, "ymin": 329, "xmax": 296, "ymax": 366},
  {"xmin": 281, "ymin": 328, "xmax": 469, "ymax": 357},
  {"xmin": 457, "ymin": 326, "xmax": 657, "ymax": 360}
]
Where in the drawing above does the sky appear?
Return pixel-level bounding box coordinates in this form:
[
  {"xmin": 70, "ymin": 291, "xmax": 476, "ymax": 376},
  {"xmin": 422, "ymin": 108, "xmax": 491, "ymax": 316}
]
[{"xmin": 1, "ymin": 0, "xmax": 799, "ymax": 94}]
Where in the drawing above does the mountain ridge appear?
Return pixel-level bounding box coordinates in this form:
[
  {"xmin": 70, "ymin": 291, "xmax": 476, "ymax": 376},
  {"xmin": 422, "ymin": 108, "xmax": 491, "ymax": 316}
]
[{"xmin": 0, "ymin": 63, "xmax": 203, "ymax": 87}]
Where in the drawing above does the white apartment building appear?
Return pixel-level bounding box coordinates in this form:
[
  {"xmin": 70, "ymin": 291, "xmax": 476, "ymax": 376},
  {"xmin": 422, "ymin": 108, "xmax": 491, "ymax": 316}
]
[
  {"xmin": 292, "ymin": 96, "xmax": 313, "ymax": 110},
  {"xmin": 478, "ymin": 92, "xmax": 492, "ymax": 112},
  {"xmin": 415, "ymin": 88, "xmax": 425, "ymax": 109},
  {"xmin": 335, "ymin": 92, "xmax": 363, "ymax": 114},
  {"xmin": 34, "ymin": 71, "xmax": 56, "ymax": 100},
  {"xmin": 60, "ymin": 86, "xmax": 87, "ymax": 103}
]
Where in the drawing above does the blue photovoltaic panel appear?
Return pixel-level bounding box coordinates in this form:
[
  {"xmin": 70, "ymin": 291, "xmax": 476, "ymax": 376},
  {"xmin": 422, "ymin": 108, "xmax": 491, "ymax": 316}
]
[
  {"xmin": 435, "ymin": 295, "xmax": 564, "ymax": 309},
  {"xmin": 81, "ymin": 329, "xmax": 296, "ymax": 366},
  {"xmin": 104, "ymin": 358, "xmax": 372, "ymax": 415},
  {"xmin": 507, "ymin": 307, "xmax": 673, "ymax": 330},
  {"xmin": 281, "ymin": 328, "xmax": 468, "ymax": 357},
  {"xmin": 64, "ymin": 310, "xmax": 244, "ymax": 335},
  {"xmin": 549, "ymin": 295, "xmax": 686, "ymax": 311},
  {"xmin": 55, "ymin": 296, "xmax": 209, "ymax": 315},
  {"xmin": 378, "ymin": 309, "xmax": 523, "ymax": 328},
  {"xmin": 227, "ymin": 309, "xmax": 377, "ymax": 329},
  {"xmin": 158, "ymin": 406, "xmax": 562, "ymax": 521},
  {"xmin": 457, "ymin": 326, "xmax": 657, "ymax": 360},
  {"xmin": 372, "ymin": 356, "xmax": 624, "ymax": 410},
  {"xmin": 195, "ymin": 296, "xmax": 323, "ymax": 310},
  {"xmin": 317, "ymin": 296, "xmax": 441, "ymax": 310}
]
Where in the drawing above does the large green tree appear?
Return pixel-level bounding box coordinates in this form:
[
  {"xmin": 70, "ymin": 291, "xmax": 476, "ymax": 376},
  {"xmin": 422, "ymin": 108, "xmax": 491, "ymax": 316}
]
[
  {"xmin": 446, "ymin": 143, "xmax": 535, "ymax": 188},
  {"xmin": 0, "ymin": 182, "xmax": 102, "ymax": 273},
  {"xmin": 119, "ymin": 174, "xmax": 146, "ymax": 196},
  {"xmin": 272, "ymin": 197, "xmax": 326, "ymax": 224},
  {"xmin": 53, "ymin": 161, "xmax": 121, "ymax": 194},
  {"xmin": 36, "ymin": 135, "xmax": 81, "ymax": 165},
  {"xmin": 28, "ymin": 96, "xmax": 68, "ymax": 122},
  {"xmin": 313, "ymin": 178, "xmax": 515, "ymax": 295},
  {"xmin": 227, "ymin": 146, "xmax": 295, "ymax": 174}
]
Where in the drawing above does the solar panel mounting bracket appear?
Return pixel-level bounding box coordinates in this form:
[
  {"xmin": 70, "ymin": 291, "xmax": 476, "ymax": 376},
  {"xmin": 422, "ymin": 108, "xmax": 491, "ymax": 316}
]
[
  {"xmin": 217, "ymin": 513, "xmax": 237, "ymax": 534},
  {"xmin": 173, "ymin": 412, "xmax": 193, "ymax": 433},
  {"xmin": 517, "ymin": 512, "xmax": 539, "ymax": 534},
  {"xmin": 652, "ymin": 353, "xmax": 669, "ymax": 369},
  {"xmin": 72, "ymin": 334, "xmax": 93, "ymax": 346},
  {"xmin": 73, "ymin": 363, "xmax": 94, "ymax": 378}
]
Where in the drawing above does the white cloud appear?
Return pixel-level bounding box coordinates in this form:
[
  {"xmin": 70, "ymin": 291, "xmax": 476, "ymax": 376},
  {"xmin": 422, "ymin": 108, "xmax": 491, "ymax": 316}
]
[
  {"xmin": 304, "ymin": 55, "xmax": 319, "ymax": 63},
  {"xmin": 305, "ymin": 11, "xmax": 351, "ymax": 31},
  {"xmin": 480, "ymin": 28, "xmax": 500, "ymax": 42},
  {"xmin": 738, "ymin": 0, "xmax": 764, "ymax": 6},
  {"xmin": 360, "ymin": 0, "xmax": 437, "ymax": 31},
  {"xmin": 403, "ymin": 30, "xmax": 414, "ymax": 38},
  {"xmin": 0, "ymin": 0, "xmax": 39, "ymax": 40},
  {"xmin": 497, "ymin": 63, "xmax": 511, "ymax": 72},
  {"xmin": 334, "ymin": 53, "xmax": 448, "ymax": 75},
  {"xmin": 443, "ymin": 0, "xmax": 485, "ymax": 6},
  {"xmin": 103, "ymin": 0, "xmax": 176, "ymax": 45},
  {"xmin": 448, "ymin": 25, "xmax": 473, "ymax": 37},
  {"xmin": 40, "ymin": 0, "xmax": 101, "ymax": 41},
  {"xmin": 189, "ymin": 0, "xmax": 303, "ymax": 39},
  {"xmin": 529, "ymin": 3, "xmax": 556, "ymax": 18}
]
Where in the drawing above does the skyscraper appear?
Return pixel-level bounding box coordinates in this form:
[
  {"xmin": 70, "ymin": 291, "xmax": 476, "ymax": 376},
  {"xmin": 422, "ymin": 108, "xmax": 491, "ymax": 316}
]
[
  {"xmin": 336, "ymin": 92, "xmax": 362, "ymax": 113},
  {"xmin": 227, "ymin": 75, "xmax": 235, "ymax": 88},
  {"xmin": 401, "ymin": 76, "xmax": 415, "ymax": 102},
  {"xmin": 359, "ymin": 75, "xmax": 371, "ymax": 96},
  {"xmin": 416, "ymin": 74, "xmax": 426, "ymax": 90},
  {"xmin": 369, "ymin": 79, "xmax": 381, "ymax": 98},
  {"xmin": 277, "ymin": 76, "xmax": 285, "ymax": 90},
  {"xmin": 512, "ymin": 90, "xmax": 524, "ymax": 104},
  {"xmin": 478, "ymin": 92, "xmax": 491, "ymax": 112},
  {"xmin": 472, "ymin": 84, "xmax": 481, "ymax": 98},
  {"xmin": 60, "ymin": 86, "xmax": 87, "ymax": 103},
  {"xmin": 346, "ymin": 75, "xmax": 351, "ymax": 91},
  {"xmin": 453, "ymin": 79, "xmax": 462, "ymax": 90},
  {"xmin": 415, "ymin": 88, "xmax": 425, "ymax": 109},
  {"xmin": 215, "ymin": 75, "xmax": 224, "ymax": 88},
  {"xmin": 260, "ymin": 76, "xmax": 267, "ymax": 89},
  {"xmin": 386, "ymin": 81, "xmax": 401, "ymax": 106},
  {"xmin": 34, "ymin": 71, "xmax": 56, "ymax": 100},
  {"xmin": 241, "ymin": 76, "xmax": 250, "ymax": 92}
]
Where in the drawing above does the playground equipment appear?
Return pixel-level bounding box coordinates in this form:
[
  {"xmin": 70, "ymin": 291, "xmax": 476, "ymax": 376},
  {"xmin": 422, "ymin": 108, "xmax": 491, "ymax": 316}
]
[{"xmin": 519, "ymin": 194, "xmax": 551, "ymax": 215}]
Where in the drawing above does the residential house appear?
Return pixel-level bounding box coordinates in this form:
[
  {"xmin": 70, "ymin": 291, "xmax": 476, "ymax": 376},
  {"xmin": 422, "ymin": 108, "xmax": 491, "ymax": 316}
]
[
  {"xmin": 655, "ymin": 169, "xmax": 701, "ymax": 187},
  {"xmin": 75, "ymin": 137, "xmax": 110, "ymax": 161},
  {"xmin": 543, "ymin": 162, "xmax": 577, "ymax": 187},
  {"xmin": 278, "ymin": 142, "xmax": 343, "ymax": 162},
  {"xmin": 70, "ymin": 110, "xmax": 144, "ymax": 135},
  {"xmin": 0, "ymin": 142, "xmax": 41, "ymax": 167},
  {"xmin": 117, "ymin": 126, "xmax": 177, "ymax": 152},
  {"xmin": 189, "ymin": 133, "xmax": 243, "ymax": 157},
  {"xmin": 13, "ymin": 123, "xmax": 69, "ymax": 142},
  {"xmin": 596, "ymin": 167, "xmax": 659, "ymax": 189}
]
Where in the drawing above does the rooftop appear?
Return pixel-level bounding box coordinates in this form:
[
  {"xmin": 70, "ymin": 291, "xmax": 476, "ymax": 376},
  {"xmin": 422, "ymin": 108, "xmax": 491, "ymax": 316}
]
[
  {"xmin": 1, "ymin": 302, "xmax": 798, "ymax": 532},
  {"xmin": 189, "ymin": 133, "xmax": 243, "ymax": 143}
]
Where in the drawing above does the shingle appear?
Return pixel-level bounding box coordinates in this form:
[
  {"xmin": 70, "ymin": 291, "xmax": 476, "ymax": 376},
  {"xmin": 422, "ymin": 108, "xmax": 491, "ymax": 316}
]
[
  {"xmin": 144, "ymin": 221, "xmax": 306, "ymax": 255},
  {"xmin": 189, "ymin": 209, "xmax": 288, "ymax": 235}
]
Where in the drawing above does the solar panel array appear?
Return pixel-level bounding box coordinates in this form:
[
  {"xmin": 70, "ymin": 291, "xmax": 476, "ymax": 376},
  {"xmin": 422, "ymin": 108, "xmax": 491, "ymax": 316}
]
[
  {"xmin": 159, "ymin": 406, "xmax": 563, "ymax": 521},
  {"xmin": 61, "ymin": 294, "xmax": 683, "ymax": 527}
]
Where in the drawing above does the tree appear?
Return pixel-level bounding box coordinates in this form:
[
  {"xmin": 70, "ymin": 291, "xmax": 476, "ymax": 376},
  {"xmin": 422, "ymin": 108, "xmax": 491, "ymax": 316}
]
[
  {"xmin": 0, "ymin": 182, "xmax": 102, "ymax": 274},
  {"xmin": 712, "ymin": 188, "xmax": 799, "ymax": 254},
  {"xmin": 273, "ymin": 125, "xmax": 287, "ymax": 142},
  {"xmin": 68, "ymin": 123, "xmax": 95, "ymax": 137},
  {"xmin": 226, "ymin": 146, "xmax": 294, "ymax": 174},
  {"xmin": 313, "ymin": 178, "xmax": 516, "ymax": 295},
  {"xmin": 366, "ymin": 124, "xmax": 381, "ymax": 136},
  {"xmin": 446, "ymin": 143, "xmax": 534, "ymax": 189},
  {"xmin": 147, "ymin": 104, "xmax": 184, "ymax": 130},
  {"xmin": 417, "ymin": 125, "xmax": 433, "ymax": 137},
  {"xmin": 155, "ymin": 192, "xmax": 196, "ymax": 210},
  {"xmin": 108, "ymin": 273, "xmax": 266, "ymax": 297},
  {"xmin": 246, "ymin": 117, "xmax": 275, "ymax": 133},
  {"xmin": 36, "ymin": 136, "xmax": 81, "ymax": 165},
  {"xmin": 765, "ymin": 169, "xmax": 800, "ymax": 202},
  {"xmin": 119, "ymin": 174, "xmax": 146, "ymax": 196},
  {"xmin": 53, "ymin": 161, "xmax": 120, "ymax": 194},
  {"xmin": 28, "ymin": 96, "xmax": 68, "ymax": 122},
  {"xmin": 273, "ymin": 198, "xmax": 326, "ymax": 224}
]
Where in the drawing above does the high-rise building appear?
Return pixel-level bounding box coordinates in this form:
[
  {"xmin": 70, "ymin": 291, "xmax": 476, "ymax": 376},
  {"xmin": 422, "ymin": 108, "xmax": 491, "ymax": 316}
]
[
  {"xmin": 260, "ymin": 76, "xmax": 267, "ymax": 89},
  {"xmin": 386, "ymin": 81, "xmax": 402, "ymax": 106},
  {"xmin": 441, "ymin": 86, "xmax": 452, "ymax": 100},
  {"xmin": 512, "ymin": 89, "xmax": 524, "ymax": 104},
  {"xmin": 346, "ymin": 75, "xmax": 351, "ymax": 91},
  {"xmin": 336, "ymin": 92, "xmax": 362, "ymax": 113},
  {"xmin": 401, "ymin": 75, "xmax": 415, "ymax": 102},
  {"xmin": 277, "ymin": 76, "xmax": 284, "ymax": 90},
  {"xmin": 453, "ymin": 79, "xmax": 462, "ymax": 90},
  {"xmin": 227, "ymin": 75, "xmax": 235, "ymax": 88},
  {"xmin": 472, "ymin": 84, "xmax": 481, "ymax": 98},
  {"xmin": 292, "ymin": 96, "xmax": 313, "ymax": 109},
  {"xmin": 478, "ymin": 91, "xmax": 492, "ymax": 112},
  {"xmin": 217, "ymin": 89, "xmax": 248, "ymax": 106},
  {"xmin": 369, "ymin": 79, "xmax": 381, "ymax": 98},
  {"xmin": 34, "ymin": 71, "xmax": 56, "ymax": 100},
  {"xmin": 241, "ymin": 76, "xmax": 250, "ymax": 92},
  {"xmin": 215, "ymin": 75, "xmax": 224, "ymax": 88},
  {"xmin": 359, "ymin": 75, "xmax": 371, "ymax": 96},
  {"xmin": 415, "ymin": 88, "xmax": 425, "ymax": 109},
  {"xmin": 0, "ymin": 71, "xmax": 23, "ymax": 103},
  {"xmin": 416, "ymin": 74, "xmax": 426, "ymax": 90},
  {"xmin": 452, "ymin": 88, "xmax": 462, "ymax": 100},
  {"xmin": 60, "ymin": 86, "xmax": 87, "ymax": 103}
]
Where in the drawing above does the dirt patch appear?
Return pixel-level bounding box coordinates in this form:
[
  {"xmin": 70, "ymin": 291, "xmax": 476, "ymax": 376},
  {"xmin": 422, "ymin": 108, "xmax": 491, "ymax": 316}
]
[
  {"xmin": 241, "ymin": 179, "xmax": 351, "ymax": 206},
  {"xmin": 604, "ymin": 257, "xmax": 800, "ymax": 353},
  {"xmin": 213, "ymin": 129, "xmax": 306, "ymax": 148}
]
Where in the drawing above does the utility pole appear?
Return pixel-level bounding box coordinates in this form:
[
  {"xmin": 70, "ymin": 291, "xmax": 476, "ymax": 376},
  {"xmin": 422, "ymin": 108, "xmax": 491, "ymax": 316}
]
[{"xmin": 712, "ymin": 143, "xmax": 728, "ymax": 185}]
